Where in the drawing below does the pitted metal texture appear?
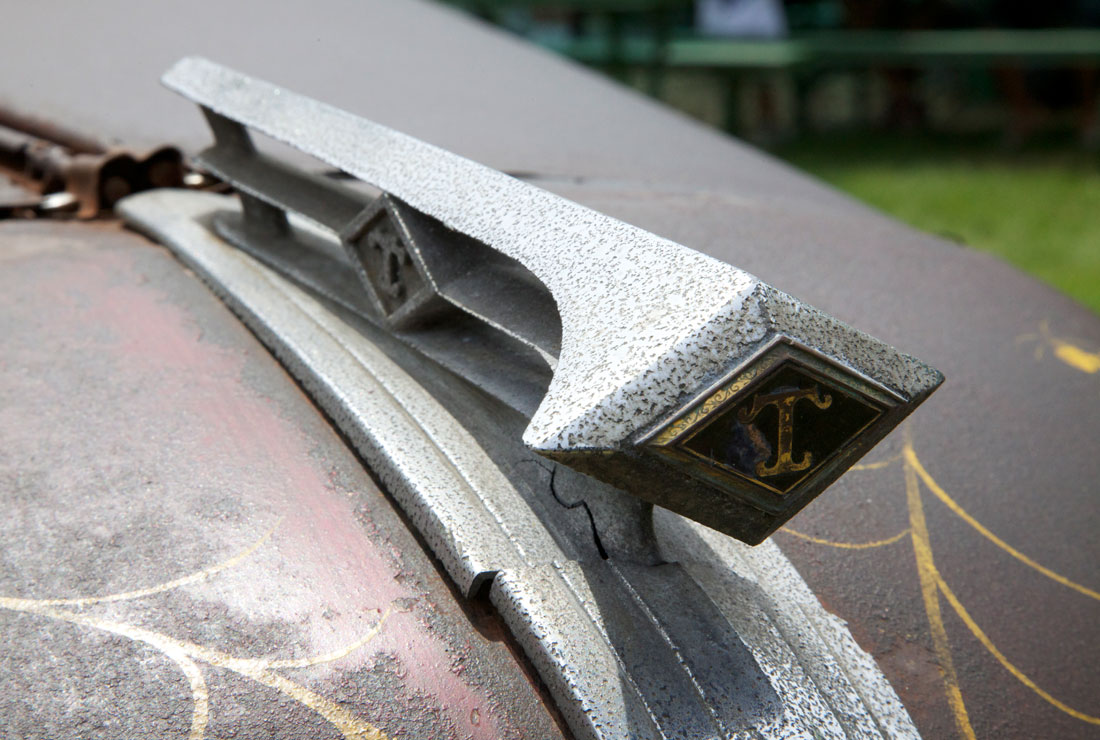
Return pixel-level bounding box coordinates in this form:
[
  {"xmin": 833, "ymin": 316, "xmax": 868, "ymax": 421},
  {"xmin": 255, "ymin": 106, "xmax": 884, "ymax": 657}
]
[
  {"xmin": 161, "ymin": 58, "xmax": 941, "ymax": 451},
  {"xmin": 122, "ymin": 189, "xmax": 921, "ymax": 740},
  {"xmin": 161, "ymin": 58, "xmax": 942, "ymax": 543}
]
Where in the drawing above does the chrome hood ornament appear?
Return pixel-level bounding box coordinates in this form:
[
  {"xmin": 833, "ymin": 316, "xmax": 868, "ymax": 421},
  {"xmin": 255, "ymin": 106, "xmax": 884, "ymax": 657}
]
[
  {"xmin": 121, "ymin": 57, "xmax": 936, "ymax": 740},
  {"xmin": 160, "ymin": 56, "xmax": 942, "ymax": 544}
]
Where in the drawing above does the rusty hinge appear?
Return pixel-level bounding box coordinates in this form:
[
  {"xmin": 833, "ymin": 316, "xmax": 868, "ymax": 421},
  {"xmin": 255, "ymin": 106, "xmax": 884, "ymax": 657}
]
[{"xmin": 0, "ymin": 105, "xmax": 209, "ymax": 219}]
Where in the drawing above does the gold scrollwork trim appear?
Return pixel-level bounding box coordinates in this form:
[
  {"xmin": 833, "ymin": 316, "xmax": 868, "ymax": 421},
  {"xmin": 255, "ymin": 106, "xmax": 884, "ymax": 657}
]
[{"xmin": 650, "ymin": 363, "xmax": 768, "ymax": 447}]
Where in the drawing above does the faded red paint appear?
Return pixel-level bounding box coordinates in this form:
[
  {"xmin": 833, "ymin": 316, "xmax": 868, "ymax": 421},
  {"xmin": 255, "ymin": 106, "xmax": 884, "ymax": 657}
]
[{"xmin": 0, "ymin": 224, "xmax": 559, "ymax": 739}]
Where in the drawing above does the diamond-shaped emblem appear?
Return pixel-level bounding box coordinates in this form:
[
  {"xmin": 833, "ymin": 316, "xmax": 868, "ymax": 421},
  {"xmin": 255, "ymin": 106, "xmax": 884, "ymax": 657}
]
[
  {"xmin": 349, "ymin": 215, "xmax": 423, "ymax": 315},
  {"xmin": 342, "ymin": 195, "xmax": 443, "ymax": 329},
  {"xmin": 646, "ymin": 340, "xmax": 897, "ymax": 514}
]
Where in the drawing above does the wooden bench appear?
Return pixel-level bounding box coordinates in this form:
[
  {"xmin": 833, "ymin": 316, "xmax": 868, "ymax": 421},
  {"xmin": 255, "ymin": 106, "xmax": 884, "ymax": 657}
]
[
  {"xmin": 548, "ymin": 29, "xmax": 1100, "ymax": 69},
  {"xmin": 542, "ymin": 29, "xmax": 1100, "ymax": 130}
]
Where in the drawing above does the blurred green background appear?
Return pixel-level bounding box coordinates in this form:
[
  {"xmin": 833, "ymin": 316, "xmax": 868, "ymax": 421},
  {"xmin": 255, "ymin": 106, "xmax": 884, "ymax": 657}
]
[
  {"xmin": 446, "ymin": 0, "xmax": 1100, "ymax": 314},
  {"xmin": 779, "ymin": 133, "xmax": 1100, "ymax": 313}
]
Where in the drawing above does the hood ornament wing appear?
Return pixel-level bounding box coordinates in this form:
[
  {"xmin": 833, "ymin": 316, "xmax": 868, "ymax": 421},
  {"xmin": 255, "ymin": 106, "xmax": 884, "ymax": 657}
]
[{"xmin": 161, "ymin": 56, "xmax": 942, "ymax": 544}]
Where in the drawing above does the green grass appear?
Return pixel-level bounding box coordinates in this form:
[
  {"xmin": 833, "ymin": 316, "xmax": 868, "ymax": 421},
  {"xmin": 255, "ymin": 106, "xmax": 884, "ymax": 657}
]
[{"xmin": 774, "ymin": 133, "xmax": 1100, "ymax": 315}]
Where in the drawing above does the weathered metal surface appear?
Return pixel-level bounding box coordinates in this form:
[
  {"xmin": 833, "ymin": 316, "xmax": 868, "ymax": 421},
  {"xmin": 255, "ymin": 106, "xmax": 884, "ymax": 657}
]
[
  {"xmin": 160, "ymin": 57, "xmax": 942, "ymax": 544},
  {"xmin": 0, "ymin": 1, "xmax": 1097, "ymax": 737},
  {"xmin": 123, "ymin": 188, "xmax": 921, "ymax": 740},
  {"xmin": 0, "ymin": 0, "xmax": 846, "ymax": 205},
  {"xmin": 541, "ymin": 180, "xmax": 1100, "ymax": 740},
  {"xmin": 0, "ymin": 220, "xmax": 566, "ymax": 740}
]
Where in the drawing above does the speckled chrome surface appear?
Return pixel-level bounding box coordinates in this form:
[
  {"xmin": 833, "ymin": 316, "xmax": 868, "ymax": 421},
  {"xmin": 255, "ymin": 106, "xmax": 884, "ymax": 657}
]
[
  {"xmin": 122, "ymin": 189, "xmax": 921, "ymax": 740},
  {"xmin": 159, "ymin": 58, "xmax": 942, "ymax": 543}
]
